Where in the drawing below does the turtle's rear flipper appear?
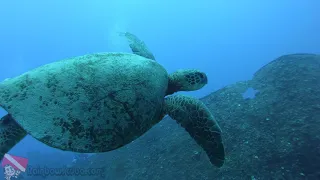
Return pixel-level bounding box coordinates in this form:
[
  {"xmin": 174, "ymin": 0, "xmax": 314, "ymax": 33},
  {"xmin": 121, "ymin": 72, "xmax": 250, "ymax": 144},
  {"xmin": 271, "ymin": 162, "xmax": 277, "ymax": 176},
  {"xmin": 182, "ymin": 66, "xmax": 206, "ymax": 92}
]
[
  {"xmin": 119, "ymin": 32, "xmax": 156, "ymax": 60},
  {"xmin": 0, "ymin": 114, "xmax": 27, "ymax": 160},
  {"xmin": 164, "ymin": 95, "xmax": 225, "ymax": 167}
]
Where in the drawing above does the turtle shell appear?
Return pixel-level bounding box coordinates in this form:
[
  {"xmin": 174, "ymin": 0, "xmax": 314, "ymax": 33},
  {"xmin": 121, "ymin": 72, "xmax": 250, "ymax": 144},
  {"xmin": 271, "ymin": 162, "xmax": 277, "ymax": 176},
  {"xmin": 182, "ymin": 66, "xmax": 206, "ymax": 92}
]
[{"xmin": 0, "ymin": 52, "xmax": 168, "ymax": 152}]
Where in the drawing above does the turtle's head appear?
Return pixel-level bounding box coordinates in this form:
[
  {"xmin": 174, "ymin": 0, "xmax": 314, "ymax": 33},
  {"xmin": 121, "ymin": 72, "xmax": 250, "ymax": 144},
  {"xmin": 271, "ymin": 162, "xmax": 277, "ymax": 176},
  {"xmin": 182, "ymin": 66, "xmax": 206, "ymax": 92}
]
[{"xmin": 166, "ymin": 69, "xmax": 208, "ymax": 95}]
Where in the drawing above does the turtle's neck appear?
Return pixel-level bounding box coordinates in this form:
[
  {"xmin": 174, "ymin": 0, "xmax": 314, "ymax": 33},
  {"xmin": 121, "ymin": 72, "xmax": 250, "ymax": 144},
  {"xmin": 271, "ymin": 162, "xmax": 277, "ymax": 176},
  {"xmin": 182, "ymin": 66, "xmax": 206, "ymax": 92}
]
[{"xmin": 165, "ymin": 77, "xmax": 181, "ymax": 96}]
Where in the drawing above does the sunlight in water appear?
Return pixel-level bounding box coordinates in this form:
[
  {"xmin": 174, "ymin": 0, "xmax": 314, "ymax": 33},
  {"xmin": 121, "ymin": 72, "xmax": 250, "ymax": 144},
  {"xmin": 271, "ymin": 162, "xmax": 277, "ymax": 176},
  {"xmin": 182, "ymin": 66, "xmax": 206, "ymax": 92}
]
[{"xmin": 242, "ymin": 87, "xmax": 259, "ymax": 99}]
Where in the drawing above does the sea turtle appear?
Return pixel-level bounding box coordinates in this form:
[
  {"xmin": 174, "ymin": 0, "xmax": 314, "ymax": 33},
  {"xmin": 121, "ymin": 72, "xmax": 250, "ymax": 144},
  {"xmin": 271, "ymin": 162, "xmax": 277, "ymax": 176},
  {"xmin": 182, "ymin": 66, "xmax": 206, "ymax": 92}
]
[{"xmin": 0, "ymin": 32, "xmax": 225, "ymax": 167}]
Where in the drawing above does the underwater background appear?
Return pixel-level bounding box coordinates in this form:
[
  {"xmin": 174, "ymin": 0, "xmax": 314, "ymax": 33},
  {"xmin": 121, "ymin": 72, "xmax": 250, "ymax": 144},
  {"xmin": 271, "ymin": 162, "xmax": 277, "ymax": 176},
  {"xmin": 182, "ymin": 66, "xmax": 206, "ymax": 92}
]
[{"xmin": 0, "ymin": 1, "xmax": 320, "ymax": 180}]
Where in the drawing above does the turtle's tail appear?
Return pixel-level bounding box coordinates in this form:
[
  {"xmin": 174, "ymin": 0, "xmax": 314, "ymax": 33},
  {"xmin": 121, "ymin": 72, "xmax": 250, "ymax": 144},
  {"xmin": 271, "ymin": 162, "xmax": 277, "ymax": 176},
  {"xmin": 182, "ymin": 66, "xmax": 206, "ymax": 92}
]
[
  {"xmin": 164, "ymin": 95, "xmax": 225, "ymax": 168},
  {"xmin": 0, "ymin": 114, "xmax": 27, "ymax": 161}
]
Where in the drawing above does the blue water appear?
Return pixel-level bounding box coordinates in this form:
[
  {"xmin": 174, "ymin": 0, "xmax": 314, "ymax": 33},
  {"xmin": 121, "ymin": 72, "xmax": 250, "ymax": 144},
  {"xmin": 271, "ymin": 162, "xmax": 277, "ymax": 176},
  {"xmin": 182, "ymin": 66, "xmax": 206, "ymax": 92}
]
[{"xmin": 0, "ymin": 1, "xmax": 319, "ymax": 178}]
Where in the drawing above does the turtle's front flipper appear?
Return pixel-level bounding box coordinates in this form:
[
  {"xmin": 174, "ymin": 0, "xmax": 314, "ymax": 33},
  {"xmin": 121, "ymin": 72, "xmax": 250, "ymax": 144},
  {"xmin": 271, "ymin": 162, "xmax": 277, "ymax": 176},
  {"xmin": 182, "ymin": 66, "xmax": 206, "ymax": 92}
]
[
  {"xmin": 164, "ymin": 95, "xmax": 225, "ymax": 167},
  {"xmin": 119, "ymin": 32, "xmax": 156, "ymax": 60},
  {"xmin": 0, "ymin": 114, "xmax": 27, "ymax": 160}
]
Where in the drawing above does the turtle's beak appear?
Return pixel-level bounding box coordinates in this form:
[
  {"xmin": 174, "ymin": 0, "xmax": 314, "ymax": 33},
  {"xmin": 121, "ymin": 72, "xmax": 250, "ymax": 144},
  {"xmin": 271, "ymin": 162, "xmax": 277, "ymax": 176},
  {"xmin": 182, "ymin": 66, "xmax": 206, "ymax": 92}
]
[{"xmin": 201, "ymin": 73, "xmax": 208, "ymax": 84}]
